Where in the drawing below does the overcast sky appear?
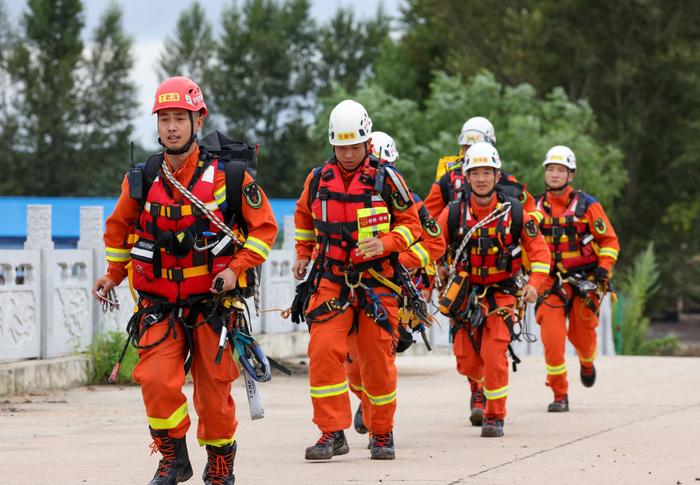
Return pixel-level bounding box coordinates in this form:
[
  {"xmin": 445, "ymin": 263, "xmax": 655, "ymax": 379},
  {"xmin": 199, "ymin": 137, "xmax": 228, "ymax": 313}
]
[{"xmin": 5, "ymin": 0, "xmax": 403, "ymax": 148}]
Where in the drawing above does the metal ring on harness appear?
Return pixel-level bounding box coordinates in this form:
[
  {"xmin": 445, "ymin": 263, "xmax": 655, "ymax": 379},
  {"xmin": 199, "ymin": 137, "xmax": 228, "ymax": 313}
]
[{"xmin": 231, "ymin": 330, "xmax": 272, "ymax": 382}]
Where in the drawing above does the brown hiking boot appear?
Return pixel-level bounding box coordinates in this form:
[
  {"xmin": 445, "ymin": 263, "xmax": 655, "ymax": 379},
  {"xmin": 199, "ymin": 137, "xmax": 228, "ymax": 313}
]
[
  {"xmin": 304, "ymin": 431, "xmax": 349, "ymax": 460},
  {"xmin": 548, "ymin": 394, "xmax": 570, "ymax": 412},
  {"xmin": 148, "ymin": 428, "xmax": 193, "ymax": 485},
  {"xmin": 202, "ymin": 442, "xmax": 236, "ymax": 485}
]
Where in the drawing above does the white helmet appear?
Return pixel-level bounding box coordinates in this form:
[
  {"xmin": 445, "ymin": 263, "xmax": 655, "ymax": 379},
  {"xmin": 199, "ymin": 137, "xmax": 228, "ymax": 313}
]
[
  {"xmin": 328, "ymin": 99, "xmax": 373, "ymax": 146},
  {"xmin": 463, "ymin": 142, "xmax": 502, "ymax": 172},
  {"xmin": 543, "ymin": 145, "xmax": 577, "ymax": 170},
  {"xmin": 458, "ymin": 116, "xmax": 496, "ymax": 146},
  {"xmin": 370, "ymin": 131, "xmax": 399, "ymax": 162}
]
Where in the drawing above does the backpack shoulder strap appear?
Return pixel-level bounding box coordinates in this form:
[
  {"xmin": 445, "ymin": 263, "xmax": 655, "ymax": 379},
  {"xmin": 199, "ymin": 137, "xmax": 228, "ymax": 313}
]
[
  {"xmin": 223, "ymin": 159, "xmax": 248, "ymax": 231},
  {"xmin": 503, "ymin": 195, "xmax": 523, "ymax": 245},
  {"xmin": 447, "ymin": 199, "xmax": 462, "ymax": 243},
  {"xmin": 307, "ymin": 165, "xmax": 325, "ymax": 207},
  {"xmin": 133, "ymin": 153, "xmax": 163, "ymax": 212}
]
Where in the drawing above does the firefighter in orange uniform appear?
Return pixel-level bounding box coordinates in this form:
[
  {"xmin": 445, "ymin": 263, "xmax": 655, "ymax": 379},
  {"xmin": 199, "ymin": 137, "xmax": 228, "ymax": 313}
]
[
  {"xmin": 92, "ymin": 76, "xmax": 278, "ymax": 485},
  {"xmin": 437, "ymin": 142, "xmax": 551, "ymax": 437},
  {"xmin": 534, "ymin": 146, "xmax": 620, "ymax": 412},
  {"xmin": 291, "ymin": 101, "xmax": 423, "ymax": 460},
  {"xmin": 425, "ymin": 117, "xmax": 541, "ymax": 425},
  {"xmin": 344, "ymin": 131, "xmax": 446, "ymax": 436}
]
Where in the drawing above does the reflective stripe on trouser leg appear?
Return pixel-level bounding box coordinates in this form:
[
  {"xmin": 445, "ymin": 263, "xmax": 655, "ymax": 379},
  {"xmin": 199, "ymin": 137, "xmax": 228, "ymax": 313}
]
[
  {"xmin": 481, "ymin": 309, "xmax": 512, "ymax": 421},
  {"xmin": 191, "ymin": 319, "xmax": 239, "ymax": 447},
  {"xmin": 536, "ymin": 289, "xmax": 570, "ymax": 397},
  {"xmin": 132, "ymin": 316, "xmax": 190, "ymax": 438},
  {"xmin": 307, "ymin": 281, "xmax": 354, "ymax": 431},
  {"xmin": 356, "ymin": 292, "xmax": 399, "ymax": 435},
  {"xmin": 568, "ymin": 294, "xmax": 599, "ymax": 367}
]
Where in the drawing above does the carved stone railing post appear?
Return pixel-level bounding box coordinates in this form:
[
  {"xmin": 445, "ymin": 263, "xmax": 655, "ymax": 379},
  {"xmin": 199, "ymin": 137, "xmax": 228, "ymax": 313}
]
[
  {"xmin": 283, "ymin": 215, "xmax": 295, "ymax": 251},
  {"xmin": 77, "ymin": 206, "xmax": 104, "ymax": 338},
  {"xmin": 24, "ymin": 205, "xmax": 54, "ymax": 358}
]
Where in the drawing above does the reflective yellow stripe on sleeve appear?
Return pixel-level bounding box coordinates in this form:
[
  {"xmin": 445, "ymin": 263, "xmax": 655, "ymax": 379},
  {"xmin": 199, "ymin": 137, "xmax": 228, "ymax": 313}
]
[
  {"xmin": 392, "ymin": 225, "xmax": 415, "ymax": 247},
  {"xmin": 214, "ymin": 186, "xmax": 227, "ymax": 206},
  {"xmin": 409, "ymin": 242, "xmax": 430, "ymax": 268},
  {"xmin": 599, "ymin": 247, "xmax": 619, "ymax": 261},
  {"xmin": 529, "ymin": 211, "xmax": 544, "ymax": 224},
  {"xmin": 147, "ymin": 402, "xmax": 189, "ymax": 430},
  {"xmin": 530, "ymin": 262, "xmax": 550, "ymax": 274},
  {"xmin": 310, "ymin": 380, "xmax": 349, "ymax": 399},
  {"xmin": 105, "ymin": 247, "xmax": 131, "ymax": 262},
  {"xmin": 294, "ymin": 228, "xmax": 315, "ymax": 241},
  {"xmin": 243, "ymin": 236, "xmax": 271, "ymax": 260}
]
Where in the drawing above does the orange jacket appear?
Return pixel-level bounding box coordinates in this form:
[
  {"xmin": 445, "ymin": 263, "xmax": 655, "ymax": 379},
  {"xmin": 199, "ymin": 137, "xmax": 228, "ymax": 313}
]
[
  {"xmin": 103, "ymin": 146, "xmax": 278, "ymax": 285},
  {"xmin": 398, "ymin": 196, "xmax": 446, "ymax": 269},
  {"xmin": 537, "ymin": 186, "xmax": 619, "ymax": 272},
  {"xmin": 438, "ymin": 193, "xmax": 551, "ymax": 293},
  {"xmin": 294, "ymin": 160, "xmax": 423, "ymax": 263}
]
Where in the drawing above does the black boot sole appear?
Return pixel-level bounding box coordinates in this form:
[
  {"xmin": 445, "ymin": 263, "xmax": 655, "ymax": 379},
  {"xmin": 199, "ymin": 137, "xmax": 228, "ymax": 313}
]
[{"xmin": 470, "ymin": 408, "xmax": 484, "ymax": 426}]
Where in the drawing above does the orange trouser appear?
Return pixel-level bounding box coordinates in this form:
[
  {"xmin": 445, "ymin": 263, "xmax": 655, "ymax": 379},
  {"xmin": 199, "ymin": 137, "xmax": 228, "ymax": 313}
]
[
  {"xmin": 452, "ymin": 292, "xmax": 515, "ymax": 420},
  {"xmin": 132, "ymin": 303, "xmax": 240, "ymax": 446},
  {"xmin": 535, "ymin": 279, "xmax": 599, "ymax": 398},
  {"xmin": 307, "ymin": 278, "xmax": 399, "ymax": 434}
]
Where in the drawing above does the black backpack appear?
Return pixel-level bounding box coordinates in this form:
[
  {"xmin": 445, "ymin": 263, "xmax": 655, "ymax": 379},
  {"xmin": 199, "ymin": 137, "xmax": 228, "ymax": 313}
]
[{"xmin": 130, "ymin": 130, "xmax": 258, "ymax": 233}]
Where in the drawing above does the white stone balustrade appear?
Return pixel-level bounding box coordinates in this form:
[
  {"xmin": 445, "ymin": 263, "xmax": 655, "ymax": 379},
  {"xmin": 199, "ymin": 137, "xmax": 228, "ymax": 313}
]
[{"xmin": 0, "ymin": 210, "xmax": 616, "ymax": 363}]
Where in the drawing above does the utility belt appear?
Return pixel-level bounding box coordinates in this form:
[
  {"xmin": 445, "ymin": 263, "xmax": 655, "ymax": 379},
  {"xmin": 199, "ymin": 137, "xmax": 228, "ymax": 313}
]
[
  {"xmin": 441, "ymin": 275, "xmax": 524, "ymax": 371},
  {"xmin": 291, "ymin": 253, "xmax": 434, "ymax": 347},
  {"xmin": 537, "ymin": 267, "xmax": 599, "ymax": 314}
]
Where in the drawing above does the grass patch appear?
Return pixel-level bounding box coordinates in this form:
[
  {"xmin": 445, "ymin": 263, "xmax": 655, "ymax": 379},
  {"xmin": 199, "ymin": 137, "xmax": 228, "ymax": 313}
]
[{"xmin": 87, "ymin": 330, "xmax": 138, "ymax": 384}]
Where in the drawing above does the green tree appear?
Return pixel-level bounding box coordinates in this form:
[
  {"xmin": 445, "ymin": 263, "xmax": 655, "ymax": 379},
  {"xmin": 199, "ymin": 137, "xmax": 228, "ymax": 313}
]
[
  {"xmin": 315, "ymin": 7, "xmax": 390, "ymax": 97},
  {"xmin": 8, "ymin": 0, "xmax": 84, "ymax": 195},
  {"xmin": 0, "ymin": 0, "xmax": 20, "ymax": 194},
  {"xmin": 211, "ymin": 0, "xmax": 317, "ymax": 196},
  {"xmin": 156, "ymin": 1, "xmax": 215, "ymax": 84},
  {"xmin": 396, "ymin": 0, "xmax": 700, "ymax": 310},
  {"xmin": 317, "ymin": 71, "xmax": 626, "ymax": 202},
  {"xmin": 77, "ymin": 3, "xmax": 137, "ymax": 196}
]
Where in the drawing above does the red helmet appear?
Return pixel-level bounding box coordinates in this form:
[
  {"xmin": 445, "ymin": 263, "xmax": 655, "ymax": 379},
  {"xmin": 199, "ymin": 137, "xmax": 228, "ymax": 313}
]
[{"xmin": 152, "ymin": 76, "xmax": 208, "ymax": 118}]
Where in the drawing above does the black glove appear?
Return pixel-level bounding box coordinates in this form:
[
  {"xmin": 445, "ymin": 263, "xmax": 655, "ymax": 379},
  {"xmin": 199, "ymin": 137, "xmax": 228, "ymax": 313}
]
[{"xmin": 594, "ymin": 267, "xmax": 609, "ymax": 284}]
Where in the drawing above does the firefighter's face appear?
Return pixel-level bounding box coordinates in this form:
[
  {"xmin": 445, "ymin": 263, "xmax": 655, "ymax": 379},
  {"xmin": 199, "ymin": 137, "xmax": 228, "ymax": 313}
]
[
  {"xmin": 334, "ymin": 141, "xmax": 368, "ymax": 170},
  {"xmin": 545, "ymin": 164, "xmax": 574, "ymax": 189},
  {"xmin": 157, "ymin": 108, "xmax": 202, "ymax": 151},
  {"xmin": 467, "ymin": 167, "xmax": 500, "ymax": 196}
]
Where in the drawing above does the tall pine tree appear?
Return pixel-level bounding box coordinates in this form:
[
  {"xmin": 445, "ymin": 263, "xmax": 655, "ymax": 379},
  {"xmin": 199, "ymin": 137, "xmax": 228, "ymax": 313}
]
[
  {"xmin": 157, "ymin": 1, "xmax": 215, "ymax": 84},
  {"xmin": 77, "ymin": 3, "xmax": 137, "ymax": 196},
  {"xmin": 10, "ymin": 0, "xmax": 84, "ymax": 195}
]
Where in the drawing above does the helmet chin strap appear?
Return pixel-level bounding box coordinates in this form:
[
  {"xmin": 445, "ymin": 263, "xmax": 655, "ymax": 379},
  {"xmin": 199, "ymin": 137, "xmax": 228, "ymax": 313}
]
[{"xmin": 158, "ymin": 111, "xmax": 196, "ymax": 155}]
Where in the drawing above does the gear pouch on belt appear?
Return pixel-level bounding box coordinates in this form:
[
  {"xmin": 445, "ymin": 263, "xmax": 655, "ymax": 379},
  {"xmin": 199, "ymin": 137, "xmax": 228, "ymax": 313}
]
[
  {"xmin": 130, "ymin": 238, "xmax": 159, "ymax": 281},
  {"xmin": 357, "ymin": 207, "xmax": 391, "ymax": 241},
  {"xmin": 438, "ymin": 271, "xmax": 470, "ymax": 320}
]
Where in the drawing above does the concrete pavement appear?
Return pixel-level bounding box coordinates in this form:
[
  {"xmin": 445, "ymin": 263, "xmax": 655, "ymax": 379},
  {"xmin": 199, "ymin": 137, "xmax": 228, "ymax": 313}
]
[{"xmin": 1, "ymin": 355, "xmax": 699, "ymax": 484}]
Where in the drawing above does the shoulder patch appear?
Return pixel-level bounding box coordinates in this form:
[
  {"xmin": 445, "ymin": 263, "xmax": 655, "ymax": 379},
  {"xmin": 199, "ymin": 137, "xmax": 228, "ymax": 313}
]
[
  {"xmin": 243, "ymin": 181, "xmax": 262, "ymax": 209},
  {"xmin": 594, "ymin": 217, "xmax": 607, "ymax": 234},
  {"xmin": 391, "ymin": 191, "xmax": 409, "ymax": 212},
  {"xmin": 424, "ymin": 217, "xmax": 442, "ymax": 237},
  {"xmin": 524, "ymin": 219, "xmax": 538, "ymax": 238}
]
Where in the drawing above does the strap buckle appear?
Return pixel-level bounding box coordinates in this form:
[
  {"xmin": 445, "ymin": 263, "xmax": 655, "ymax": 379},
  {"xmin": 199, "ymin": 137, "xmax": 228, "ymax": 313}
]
[
  {"xmin": 166, "ymin": 205, "xmax": 182, "ymax": 219},
  {"xmin": 166, "ymin": 267, "xmax": 184, "ymax": 282}
]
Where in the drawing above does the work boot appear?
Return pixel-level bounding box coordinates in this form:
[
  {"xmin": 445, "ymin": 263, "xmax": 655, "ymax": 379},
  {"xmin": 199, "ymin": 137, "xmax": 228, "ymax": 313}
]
[
  {"xmin": 580, "ymin": 363, "xmax": 596, "ymax": 388},
  {"xmin": 480, "ymin": 417, "xmax": 504, "ymax": 438},
  {"xmin": 304, "ymin": 431, "xmax": 349, "ymax": 460},
  {"xmin": 547, "ymin": 394, "xmax": 570, "ymax": 412},
  {"xmin": 147, "ymin": 428, "xmax": 193, "ymax": 484},
  {"xmin": 202, "ymin": 442, "xmax": 236, "ymax": 485},
  {"xmin": 369, "ymin": 431, "xmax": 395, "ymax": 460},
  {"xmin": 354, "ymin": 403, "xmax": 368, "ymax": 434},
  {"xmin": 469, "ymin": 379, "xmax": 485, "ymax": 426}
]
